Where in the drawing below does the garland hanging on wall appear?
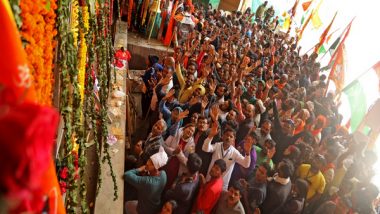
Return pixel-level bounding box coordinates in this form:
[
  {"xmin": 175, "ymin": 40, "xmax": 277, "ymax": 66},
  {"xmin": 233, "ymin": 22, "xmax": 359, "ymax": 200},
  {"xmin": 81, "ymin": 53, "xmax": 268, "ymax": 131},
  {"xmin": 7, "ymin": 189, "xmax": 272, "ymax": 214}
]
[{"xmin": 19, "ymin": 0, "xmax": 57, "ymax": 106}]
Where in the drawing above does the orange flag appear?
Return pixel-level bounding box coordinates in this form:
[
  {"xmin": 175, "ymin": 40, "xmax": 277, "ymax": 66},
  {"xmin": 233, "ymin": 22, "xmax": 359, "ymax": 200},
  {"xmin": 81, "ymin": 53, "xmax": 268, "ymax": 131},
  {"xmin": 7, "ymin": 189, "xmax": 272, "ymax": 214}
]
[
  {"xmin": 314, "ymin": 12, "xmax": 337, "ymax": 54},
  {"xmin": 329, "ymin": 44, "xmax": 346, "ymax": 91},
  {"xmin": 302, "ymin": 0, "xmax": 312, "ymax": 11}
]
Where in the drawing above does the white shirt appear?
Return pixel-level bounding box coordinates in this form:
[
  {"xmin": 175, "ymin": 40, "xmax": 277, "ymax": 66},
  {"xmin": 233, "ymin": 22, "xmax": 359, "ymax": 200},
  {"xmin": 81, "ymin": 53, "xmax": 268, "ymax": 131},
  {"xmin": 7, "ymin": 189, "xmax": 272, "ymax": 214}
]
[{"xmin": 202, "ymin": 137, "xmax": 251, "ymax": 190}]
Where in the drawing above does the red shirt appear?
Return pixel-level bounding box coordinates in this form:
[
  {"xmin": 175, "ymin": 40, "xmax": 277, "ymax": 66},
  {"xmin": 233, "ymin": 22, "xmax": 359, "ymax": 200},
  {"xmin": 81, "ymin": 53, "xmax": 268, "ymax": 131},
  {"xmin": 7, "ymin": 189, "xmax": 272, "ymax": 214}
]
[{"xmin": 192, "ymin": 177, "xmax": 223, "ymax": 214}]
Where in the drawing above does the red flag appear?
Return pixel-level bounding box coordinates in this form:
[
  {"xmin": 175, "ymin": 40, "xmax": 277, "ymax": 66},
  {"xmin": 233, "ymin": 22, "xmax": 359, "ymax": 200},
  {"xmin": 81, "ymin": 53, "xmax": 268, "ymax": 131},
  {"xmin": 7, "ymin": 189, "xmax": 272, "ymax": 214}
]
[
  {"xmin": 302, "ymin": 1, "xmax": 312, "ymax": 11},
  {"xmin": 314, "ymin": 12, "xmax": 337, "ymax": 53}
]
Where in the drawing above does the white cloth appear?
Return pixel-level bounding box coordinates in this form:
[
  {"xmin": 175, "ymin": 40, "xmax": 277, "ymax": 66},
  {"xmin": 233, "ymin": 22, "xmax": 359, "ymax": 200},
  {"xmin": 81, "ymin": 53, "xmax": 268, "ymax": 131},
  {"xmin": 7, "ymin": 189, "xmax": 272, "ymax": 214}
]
[
  {"xmin": 150, "ymin": 147, "xmax": 168, "ymax": 169},
  {"xmin": 268, "ymin": 173, "xmax": 290, "ymax": 185},
  {"xmin": 202, "ymin": 138, "xmax": 251, "ymax": 190}
]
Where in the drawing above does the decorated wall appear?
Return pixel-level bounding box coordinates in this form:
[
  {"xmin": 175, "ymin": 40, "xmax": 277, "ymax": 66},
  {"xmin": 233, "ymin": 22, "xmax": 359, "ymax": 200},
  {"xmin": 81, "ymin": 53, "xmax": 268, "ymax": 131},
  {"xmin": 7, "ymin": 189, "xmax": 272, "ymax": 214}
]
[{"xmin": 4, "ymin": 0, "xmax": 120, "ymax": 213}]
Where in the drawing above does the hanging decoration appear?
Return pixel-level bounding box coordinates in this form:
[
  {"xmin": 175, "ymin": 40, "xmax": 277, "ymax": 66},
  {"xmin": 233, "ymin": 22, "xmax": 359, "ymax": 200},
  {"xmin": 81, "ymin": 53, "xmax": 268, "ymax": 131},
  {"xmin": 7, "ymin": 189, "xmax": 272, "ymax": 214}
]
[{"xmin": 19, "ymin": 0, "xmax": 58, "ymax": 106}]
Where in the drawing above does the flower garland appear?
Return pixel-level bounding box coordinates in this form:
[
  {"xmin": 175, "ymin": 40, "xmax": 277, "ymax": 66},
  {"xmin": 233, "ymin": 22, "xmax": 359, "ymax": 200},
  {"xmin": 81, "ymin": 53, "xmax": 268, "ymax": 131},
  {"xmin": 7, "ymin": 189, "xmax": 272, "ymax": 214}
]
[
  {"xmin": 71, "ymin": 0, "xmax": 79, "ymax": 48},
  {"xmin": 19, "ymin": 0, "xmax": 57, "ymax": 106},
  {"xmin": 78, "ymin": 6, "xmax": 89, "ymax": 103}
]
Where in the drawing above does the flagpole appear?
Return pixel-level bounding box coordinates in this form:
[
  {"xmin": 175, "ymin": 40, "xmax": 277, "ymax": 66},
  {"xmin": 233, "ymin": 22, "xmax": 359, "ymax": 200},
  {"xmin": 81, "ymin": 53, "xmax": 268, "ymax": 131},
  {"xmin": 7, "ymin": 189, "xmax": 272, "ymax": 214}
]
[{"xmin": 319, "ymin": 28, "xmax": 341, "ymax": 60}]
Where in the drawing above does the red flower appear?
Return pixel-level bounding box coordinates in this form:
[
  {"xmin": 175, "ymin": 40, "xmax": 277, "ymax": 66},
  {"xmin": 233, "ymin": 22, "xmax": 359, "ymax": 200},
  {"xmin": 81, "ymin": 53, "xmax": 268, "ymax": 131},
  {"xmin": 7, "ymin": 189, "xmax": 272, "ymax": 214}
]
[
  {"xmin": 59, "ymin": 167, "xmax": 69, "ymax": 179},
  {"xmin": 59, "ymin": 181, "xmax": 67, "ymax": 193}
]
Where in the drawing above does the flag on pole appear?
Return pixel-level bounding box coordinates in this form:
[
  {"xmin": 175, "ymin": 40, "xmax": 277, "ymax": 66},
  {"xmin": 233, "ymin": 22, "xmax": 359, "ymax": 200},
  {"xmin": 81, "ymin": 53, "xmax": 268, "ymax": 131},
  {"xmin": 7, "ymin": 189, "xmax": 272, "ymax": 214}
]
[
  {"xmin": 290, "ymin": 0, "xmax": 300, "ymax": 18},
  {"xmin": 318, "ymin": 44, "xmax": 327, "ymax": 54},
  {"xmin": 298, "ymin": 9, "xmax": 314, "ymax": 40},
  {"xmin": 312, "ymin": 0, "xmax": 324, "ymax": 29},
  {"xmin": 314, "ymin": 12, "xmax": 337, "ymax": 54},
  {"xmin": 342, "ymin": 61, "xmax": 380, "ymax": 132},
  {"xmin": 329, "ymin": 44, "xmax": 346, "ymax": 91},
  {"xmin": 328, "ymin": 36, "xmax": 341, "ymax": 54},
  {"xmin": 302, "ymin": 0, "xmax": 313, "ymax": 11}
]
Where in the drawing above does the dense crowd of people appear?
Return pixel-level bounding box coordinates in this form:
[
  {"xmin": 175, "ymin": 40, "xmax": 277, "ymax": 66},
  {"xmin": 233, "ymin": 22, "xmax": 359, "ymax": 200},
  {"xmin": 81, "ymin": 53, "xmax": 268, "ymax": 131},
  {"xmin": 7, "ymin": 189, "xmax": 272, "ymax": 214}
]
[{"xmin": 122, "ymin": 1, "xmax": 380, "ymax": 213}]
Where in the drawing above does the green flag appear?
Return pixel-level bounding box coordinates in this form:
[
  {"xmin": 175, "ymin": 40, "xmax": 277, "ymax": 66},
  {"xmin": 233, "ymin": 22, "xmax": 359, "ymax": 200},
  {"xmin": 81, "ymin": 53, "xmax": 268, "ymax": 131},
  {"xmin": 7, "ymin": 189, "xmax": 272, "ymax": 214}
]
[
  {"xmin": 343, "ymin": 80, "xmax": 367, "ymax": 132},
  {"xmin": 318, "ymin": 45, "xmax": 326, "ymax": 54}
]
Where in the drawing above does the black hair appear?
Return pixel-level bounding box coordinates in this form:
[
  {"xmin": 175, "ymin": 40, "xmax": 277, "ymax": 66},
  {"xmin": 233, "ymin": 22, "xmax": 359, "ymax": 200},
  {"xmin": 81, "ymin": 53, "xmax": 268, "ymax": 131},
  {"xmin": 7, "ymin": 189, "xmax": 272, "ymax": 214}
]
[
  {"xmin": 248, "ymin": 131, "xmax": 259, "ymax": 142},
  {"xmin": 223, "ymin": 127, "xmax": 236, "ymax": 136},
  {"xmin": 279, "ymin": 160, "xmax": 294, "ymax": 178},
  {"xmin": 264, "ymin": 139, "xmax": 276, "ymax": 148},
  {"xmin": 214, "ymin": 159, "xmax": 227, "ymax": 173},
  {"xmin": 187, "ymin": 153, "xmax": 203, "ymax": 174},
  {"xmin": 231, "ymin": 180, "xmax": 244, "ymax": 194}
]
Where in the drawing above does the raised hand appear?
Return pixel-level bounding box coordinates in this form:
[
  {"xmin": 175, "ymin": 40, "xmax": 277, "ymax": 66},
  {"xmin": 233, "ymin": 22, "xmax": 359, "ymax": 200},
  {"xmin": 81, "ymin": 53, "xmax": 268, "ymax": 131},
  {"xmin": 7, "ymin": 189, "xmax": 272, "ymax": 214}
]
[
  {"xmin": 208, "ymin": 78, "xmax": 216, "ymax": 94},
  {"xmin": 201, "ymin": 96, "xmax": 209, "ymax": 110},
  {"xmin": 164, "ymin": 88, "xmax": 175, "ymax": 100},
  {"xmin": 266, "ymin": 79, "xmax": 274, "ymax": 89},
  {"xmin": 208, "ymin": 121, "xmax": 219, "ymax": 138},
  {"xmin": 161, "ymin": 73, "xmax": 173, "ymax": 85},
  {"xmin": 210, "ymin": 105, "xmax": 220, "ymax": 122},
  {"xmin": 177, "ymin": 109, "xmax": 189, "ymax": 121},
  {"xmin": 189, "ymin": 96, "xmax": 199, "ymax": 106},
  {"xmin": 243, "ymin": 140, "xmax": 253, "ymax": 155}
]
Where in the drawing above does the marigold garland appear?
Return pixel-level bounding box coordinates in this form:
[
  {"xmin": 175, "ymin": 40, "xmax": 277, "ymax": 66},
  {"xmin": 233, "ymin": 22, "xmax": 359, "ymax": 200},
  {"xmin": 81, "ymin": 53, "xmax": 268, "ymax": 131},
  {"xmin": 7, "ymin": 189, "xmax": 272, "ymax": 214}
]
[
  {"xmin": 78, "ymin": 6, "xmax": 89, "ymax": 103},
  {"xmin": 71, "ymin": 0, "xmax": 79, "ymax": 48},
  {"xmin": 20, "ymin": 0, "xmax": 57, "ymax": 106}
]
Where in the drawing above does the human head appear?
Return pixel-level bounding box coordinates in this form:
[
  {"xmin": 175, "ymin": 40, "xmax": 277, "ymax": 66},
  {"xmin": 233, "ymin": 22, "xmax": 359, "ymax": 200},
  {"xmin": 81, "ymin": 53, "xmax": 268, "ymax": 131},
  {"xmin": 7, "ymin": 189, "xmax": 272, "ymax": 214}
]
[
  {"xmin": 182, "ymin": 123, "xmax": 196, "ymax": 140},
  {"xmin": 277, "ymin": 160, "xmax": 294, "ymax": 179},
  {"xmin": 260, "ymin": 120, "xmax": 272, "ymax": 136},
  {"xmin": 227, "ymin": 181, "xmax": 243, "ymax": 205},
  {"xmin": 310, "ymin": 154, "xmax": 326, "ymax": 172},
  {"xmin": 151, "ymin": 119, "xmax": 167, "ymax": 136},
  {"xmin": 197, "ymin": 115, "xmax": 209, "ymax": 132},
  {"xmin": 282, "ymin": 119, "xmax": 295, "ymax": 136},
  {"xmin": 187, "ymin": 153, "xmax": 202, "ymax": 175},
  {"xmin": 244, "ymin": 104, "xmax": 256, "ymax": 119},
  {"xmin": 171, "ymin": 107, "xmax": 182, "ymax": 122},
  {"xmin": 255, "ymin": 162, "xmax": 271, "ymax": 183},
  {"xmin": 244, "ymin": 131, "xmax": 259, "ymax": 147},
  {"xmin": 216, "ymin": 83, "xmax": 226, "ymax": 97},
  {"xmin": 210, "ymin": 159, "xmax": 227, "ymax": 178},
  {"xmin": 160, "ymin": 200, "xmax": 178, "ymax": 214},
  {"xmin": 148, "ymin": 149, "xmax": 168, "ymax": 172},
  {"xmin": 222, "ymin": 128, "xmax": 236, "ymax": 148},
  {"xmin": 190, "ymin": 112, "xmax": 199, "ymax": 124}
]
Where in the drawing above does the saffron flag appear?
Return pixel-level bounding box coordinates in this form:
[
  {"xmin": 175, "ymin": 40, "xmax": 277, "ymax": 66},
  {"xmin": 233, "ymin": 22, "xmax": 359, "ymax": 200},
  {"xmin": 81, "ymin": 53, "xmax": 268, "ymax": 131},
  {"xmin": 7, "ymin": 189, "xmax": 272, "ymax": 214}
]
[
  {"xmin": 314, "ymin": 12, "xmax": 337, "ymax": 53},
  {"xmin": 302, "ymin": 0, "xmax": 313, "ymax": 11},
  {"xmin": 312, "ymin": 0, "xmax": 324, "ymax": 29},
  {"xmin": 329, "ymin": 44, "xmax": 346, "ymax": 91}
]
